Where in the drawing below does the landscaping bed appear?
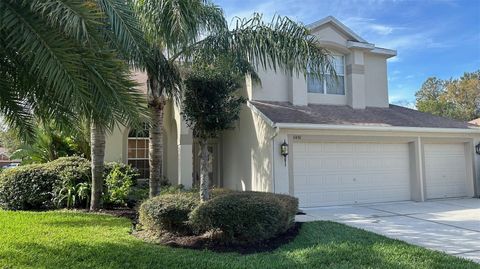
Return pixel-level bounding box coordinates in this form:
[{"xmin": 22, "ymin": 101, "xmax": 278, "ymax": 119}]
[
  {"xmin": 133, "ymin": 222, "xmax": 302, "ymax": 254},
  {"xmin": 136, "ymin": 190, "xmax": 300, "ymax": 253}
]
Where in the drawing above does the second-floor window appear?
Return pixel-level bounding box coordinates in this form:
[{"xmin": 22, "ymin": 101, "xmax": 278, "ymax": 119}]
[{"xmin": 307, "ymin": 55, "xmax": 345, "ymax": 95}]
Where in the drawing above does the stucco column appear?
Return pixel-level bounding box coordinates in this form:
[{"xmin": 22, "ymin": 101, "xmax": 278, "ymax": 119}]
[
  {"xmin": 468, "ymin": 139, "xmax": 479, "ymax": 198},
  {"xmin": 177, "ymin": 140, "xmax": 193, "ymax": 188},
  {"xmin": 409, "ymin": 137, "xmax": 425, "ymax": 202},
  {"xmin": 346, "ymin": 49, "xmax": 366, "ymax": 109}
]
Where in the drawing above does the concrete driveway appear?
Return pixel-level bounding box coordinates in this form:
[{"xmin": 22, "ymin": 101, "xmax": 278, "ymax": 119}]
[{"xmin": 296, "ymin": 198, "xmax": 480, "ymax": 263}]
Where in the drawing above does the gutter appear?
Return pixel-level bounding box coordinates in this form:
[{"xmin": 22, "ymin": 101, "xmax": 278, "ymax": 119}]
[
  {"xmin": 247, "ymin": 101, "xmax": 480, "ymax": 134},
  {"xmin": 274, "ymin": 123, "xmax": 480, "ymax": 134}
]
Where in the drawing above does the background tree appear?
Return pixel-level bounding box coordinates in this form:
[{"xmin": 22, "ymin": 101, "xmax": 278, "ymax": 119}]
[
  {"xmin": 10, "ymin": 120, "xmax": 90, "ymax": 164},
  {"xmin": 182, "ymin": 63, "xmax": 246, "ymax": 201},
  {"xmin": 134, "ymin": 0, "xmax": 333, "ymax": 197},
  {"xmin": 415, "ymin": 70, "xmax": 480, "ymax": 121}
]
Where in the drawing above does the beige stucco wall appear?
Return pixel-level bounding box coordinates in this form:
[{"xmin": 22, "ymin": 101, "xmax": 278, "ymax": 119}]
[
  {"xmin": 250, "ymin": 68, "xmax": 290, "ymax": 102},
  {"xmin": 364, "ymin": 53, "xmax": 389, "ymax": 108},
  {"xmin": 311, "ymin": 24, "xmax": 349, "ymax": 47},
  {"xmin": 245, "ymin": 22, "xmax": 391, "ymax": 109},
  {"xmin": 221, "ymin": 104, "xmax": 275, "ymax": 192},
  {"xmin": 163, "ymin": 100, "xmax": 178, "ymax": 185},
  {"xmin": 104, "ymin": 99, "xmax": 179, "ymax": 186},
  {"xmin": 104, "ymin": 125, "xmax": 128, "ymax": 163}
]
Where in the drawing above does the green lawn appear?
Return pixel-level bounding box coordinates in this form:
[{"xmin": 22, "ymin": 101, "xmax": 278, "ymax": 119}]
[{"xmin": 0, "ymin": 210, "xmax": 477, "ymax": 269}]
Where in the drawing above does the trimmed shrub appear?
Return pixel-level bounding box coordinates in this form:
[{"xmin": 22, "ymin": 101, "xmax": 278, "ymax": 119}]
[
  {"xmin": 159, "ymin": 184, "xmax": 185, "ymax": 195},
  {"xmin": 0, "ymin": 164, "xmax": 59, "ymax": 210},
  {"xmin": 47, "ymin": 157, "xmax": 91, "ymax": 209},
  {"xmin": 45, "ymin": 156, "xmax": 91, "ymax": 185},
  {"xmin": 0, "ymin": 157, "xmax": 91, "ymax": 210},
  {"xmin": 189, "ymin": 192, "xmax": 298, "ymax": 244},
  {"xmin": 210, "ymin": 187, "xmax": 233, "ymax": 198},
  {"xmin": 139, "ymin": 193, "xmax": 200, "ymax": 234}
]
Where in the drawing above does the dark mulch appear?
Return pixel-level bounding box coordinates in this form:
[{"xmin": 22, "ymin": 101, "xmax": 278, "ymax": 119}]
[
  {"xmin": 99, "ymin": 208, "xmax": 138, "ymax": 221},
  {"xmin": 134, "ymin": 222, "xmax": 302, "ymax": 255}
]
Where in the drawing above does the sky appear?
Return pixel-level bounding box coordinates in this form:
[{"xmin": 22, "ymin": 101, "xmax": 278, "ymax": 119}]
[{"xmin": 214, "ymin": 0, "xmax": 480, "ymax": 108}]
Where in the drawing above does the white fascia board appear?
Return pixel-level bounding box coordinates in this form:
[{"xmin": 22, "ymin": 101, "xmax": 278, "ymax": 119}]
[
  {"xmin": 346, "ymin": 41, "xmax": 375, "ymax": 50},
  {"xmin": 371, "ymin": 47, "xmax": 397, "ymax": 57},
  {"xmin": 274, "ymin": 122, "xmax": 480, "ymax": 134}
]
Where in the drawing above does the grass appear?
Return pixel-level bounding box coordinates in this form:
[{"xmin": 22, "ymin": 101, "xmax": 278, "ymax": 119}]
[{"xmin": 0, "ymin": 210, "xmax": 477, "ymax": 269}]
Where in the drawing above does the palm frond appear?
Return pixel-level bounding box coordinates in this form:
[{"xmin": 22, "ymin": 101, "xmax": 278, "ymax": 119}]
[
  {"xmin": 193, "ymin": 13, "xmax": 334, "ymax": 80},
  {"xmin": 1, "ymin": 1, "xmax": 91, "ymax": 106},
  {"xmin": 135, "ymin": 0, "xmax": 227, "ymax": 52},
  {"xmin": 28, "ymin": 0, "xmax": 103, "ymax": 45},
  {"xmin": 97, "ymin": 0, "xmax": 149, "ymax": 68}
]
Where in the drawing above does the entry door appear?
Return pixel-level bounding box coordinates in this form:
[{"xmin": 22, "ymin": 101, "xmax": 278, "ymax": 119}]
[
  {"xmin": 193, "ymin": 142, "xmax": 219, "ymax": 187},
  {"xmin": 424, "ymin": 144, "xmax": 468, "ymax": 199},
  {"xmin": 293, "ymin": 142, "xmax": 411, "ymax": 207}
]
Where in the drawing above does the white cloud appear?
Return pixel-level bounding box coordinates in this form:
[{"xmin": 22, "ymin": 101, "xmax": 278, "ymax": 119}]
[
  {"xmin": 377, "ymin": 32, "xmax": 450, "ymax": 51},
  {"xmin": 342, "ymin": 17, "xmax": 401, "ymax": 36}
]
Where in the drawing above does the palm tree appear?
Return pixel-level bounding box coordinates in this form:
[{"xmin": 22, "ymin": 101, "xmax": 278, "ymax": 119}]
[
  {"xmin": 133, "ymin": 0, "xmax": 225, "ymax": 197},
  {"xmin": 0, "ymin": 0, "xmax": 148, "ymax": 210},
  {"xmin": 134, "ymin": 1, "xmax": 333, "ymax": 198}
]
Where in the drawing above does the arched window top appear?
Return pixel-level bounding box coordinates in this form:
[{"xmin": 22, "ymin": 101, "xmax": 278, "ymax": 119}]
[{"xmin": 128, "ymin": 123, "xmax": 149, "ymax": 138}]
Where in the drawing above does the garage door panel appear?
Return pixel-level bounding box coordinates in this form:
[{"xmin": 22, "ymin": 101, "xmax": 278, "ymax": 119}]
[
  {"xmin": 296, "ymin": 157, "xmax": 409, "ymax": 173},
  {"xmin": 293, "ymin": 142, "xmax": 411, "ymax": 207},
  {"xmin": 425, "ymin": 144, "xmax": 468, "ymax": 199}
]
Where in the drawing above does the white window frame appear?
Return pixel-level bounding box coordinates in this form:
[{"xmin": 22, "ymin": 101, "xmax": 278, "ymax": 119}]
[
  {"xmin": 127, "ymin": 124, "xmax": 150, "ymax": 178},
  {"xmin": 307, "ymin": 55, "xmax": 346, "ymax": 95},
  {"xmin": 127, "ymin": 137, "xmax": 149, "ymax": 160}
]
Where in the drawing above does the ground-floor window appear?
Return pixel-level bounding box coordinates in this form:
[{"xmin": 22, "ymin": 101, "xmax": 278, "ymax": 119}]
[{"xmin": 127, "ymin": 124, "xmax": 149, "ymax": 179}]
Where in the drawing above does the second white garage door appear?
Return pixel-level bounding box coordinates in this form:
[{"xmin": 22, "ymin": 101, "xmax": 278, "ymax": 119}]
[
  {"xmin": 424, "ymin": 144, "xmax": 468, "ymax": 199},
  {"xmin": 293, "ymin": 142, "xmax": 411, "ymax": 207}
]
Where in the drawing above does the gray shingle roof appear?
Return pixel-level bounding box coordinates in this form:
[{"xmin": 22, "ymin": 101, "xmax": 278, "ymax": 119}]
[{"xmin": 250, "ymin": 101, "xmax": 477, "ymax": 129}]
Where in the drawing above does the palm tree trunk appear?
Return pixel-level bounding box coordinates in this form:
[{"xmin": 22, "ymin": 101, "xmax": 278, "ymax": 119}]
[
  {"xmin": 148, "ymin": 100, "xmax": 164, "ymax": 198},
  {"xmin": 90, "ymin": 121, "xmax": 105, "ymax": 211},
  {"xmin": 199, "ymin": 139, "xmax": 209, "ymax": 202}
]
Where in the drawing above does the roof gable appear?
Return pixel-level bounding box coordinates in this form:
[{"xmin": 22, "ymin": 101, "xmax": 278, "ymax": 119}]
[{"xmin": 307, "ymin": 16, "xmax": 366, "ymax": 43}]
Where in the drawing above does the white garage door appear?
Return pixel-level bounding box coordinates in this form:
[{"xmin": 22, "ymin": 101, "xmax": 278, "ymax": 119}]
[
  {"xmin": 293, "ymin": 142, "xmax": 411, "ymax": 207},
  {"xmin": 424, "ymin": 144, "xmax": 468, "ymax": 199}
]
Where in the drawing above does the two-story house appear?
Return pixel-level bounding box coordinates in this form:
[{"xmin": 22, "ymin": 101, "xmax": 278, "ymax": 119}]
[{"xmin": 104, "ymin": 16, "xmax": 480, "ymax": 207}]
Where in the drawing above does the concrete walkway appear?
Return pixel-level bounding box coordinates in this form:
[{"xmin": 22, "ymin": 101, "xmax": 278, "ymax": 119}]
[{"xmin": 296, "ymin": 198, "xmax": 480, "ymax": 263}]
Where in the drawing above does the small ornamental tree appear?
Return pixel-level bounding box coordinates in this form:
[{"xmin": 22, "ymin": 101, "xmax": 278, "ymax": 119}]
[{"xmin": 182, "ymin": 66, "xmax": 246, "ymax": 202}]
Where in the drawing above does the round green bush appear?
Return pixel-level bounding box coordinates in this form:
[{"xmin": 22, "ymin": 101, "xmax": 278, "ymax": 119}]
[
  {"xmin": 139, "ymin": 193, "xmax": 200, "ymax": 234},
  {"xmin": 0, "ymin": 157, "xmax": 91, "ymax": 210},
  {"xmin": 0, "ymin": 164, "xmax": 59, "ymax": 210},
  {"xmin": 45, "ymin": 156, "xmax": 91, "ymax": 185},
  {"xmin": 189, "ymin": 192, "xmax": 298, "ymax": 244}
]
